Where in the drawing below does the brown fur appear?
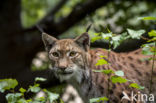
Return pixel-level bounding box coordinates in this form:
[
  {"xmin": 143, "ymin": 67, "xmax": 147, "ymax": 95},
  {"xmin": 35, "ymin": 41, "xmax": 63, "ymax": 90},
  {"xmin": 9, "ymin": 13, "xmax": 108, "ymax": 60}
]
[{"xmin": 42, "ymin": 32, "xmax": 156, "ymax": 103}]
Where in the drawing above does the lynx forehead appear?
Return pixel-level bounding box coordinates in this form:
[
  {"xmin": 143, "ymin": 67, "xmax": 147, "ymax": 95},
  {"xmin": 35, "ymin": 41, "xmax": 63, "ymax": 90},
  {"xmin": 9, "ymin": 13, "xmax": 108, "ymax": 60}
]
[
  {"xmin": 50, "ymin": 39, "xmax": 79, "ymax": 51},
  {"xmin": 42, "ymin": 32, "xmax": 156, "ymax": 103}
]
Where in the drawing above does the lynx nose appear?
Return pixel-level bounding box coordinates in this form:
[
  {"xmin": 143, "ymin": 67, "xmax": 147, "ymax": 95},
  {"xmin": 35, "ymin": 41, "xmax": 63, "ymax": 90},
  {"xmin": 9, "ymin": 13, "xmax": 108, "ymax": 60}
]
[
  {"xmin": 59, "ymin": 66, "xmax": 67, "ymax": 71},
  {"xmin": 58, "ymin": 59, "xmax": 68, "ymax": 71}
]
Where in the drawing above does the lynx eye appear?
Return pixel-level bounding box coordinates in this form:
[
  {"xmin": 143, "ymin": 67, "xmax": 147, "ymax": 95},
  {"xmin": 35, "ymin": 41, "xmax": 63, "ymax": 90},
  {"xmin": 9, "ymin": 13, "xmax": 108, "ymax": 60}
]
[
  {"xmin": 69, "ymin": 51, "xmax": 77, "ymax": 57},
  {"xmin": 51, "ymin": 52, "xmax": 59, "ymax": 57}
]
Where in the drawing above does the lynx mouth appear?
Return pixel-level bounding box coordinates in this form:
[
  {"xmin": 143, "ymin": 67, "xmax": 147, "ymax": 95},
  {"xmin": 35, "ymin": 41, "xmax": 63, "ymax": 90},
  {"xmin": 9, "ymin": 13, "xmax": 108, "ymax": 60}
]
[
  {"xmin": 60, "ymin": 71, "xmax": 73, "ymax": 75},
  {"xmin": 57, "ymin": 70, "xmax": 73, "ymax": 75}
]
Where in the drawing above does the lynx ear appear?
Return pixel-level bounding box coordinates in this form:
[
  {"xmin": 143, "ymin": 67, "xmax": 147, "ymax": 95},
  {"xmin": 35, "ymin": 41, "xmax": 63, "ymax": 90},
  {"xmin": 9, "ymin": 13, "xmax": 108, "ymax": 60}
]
[
  {"xmin": 74, "ymin": 32, "xmax": 90, "ymax": 51},
  {"xmin": 42, "ymin": 33, "xmax": 57, "ymax": 51}
]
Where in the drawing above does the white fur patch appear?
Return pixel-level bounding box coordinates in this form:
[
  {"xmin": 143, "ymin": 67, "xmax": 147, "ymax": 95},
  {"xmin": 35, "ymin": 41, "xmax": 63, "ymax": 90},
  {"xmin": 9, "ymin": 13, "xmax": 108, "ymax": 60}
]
[
  {"xmin": 62, "ymin": 85, "xmax": 84, "ymax": 103},
  {"xmin": 56, "ymin": 65, "xmax": 84, "ymax": 83}
]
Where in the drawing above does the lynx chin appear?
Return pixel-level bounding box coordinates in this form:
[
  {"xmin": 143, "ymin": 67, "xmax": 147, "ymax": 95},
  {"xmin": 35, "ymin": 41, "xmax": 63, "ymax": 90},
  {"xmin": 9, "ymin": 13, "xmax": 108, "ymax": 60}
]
[{"xmin": 42, "ymin": 32, "xmax": 156, "ymax": 103}]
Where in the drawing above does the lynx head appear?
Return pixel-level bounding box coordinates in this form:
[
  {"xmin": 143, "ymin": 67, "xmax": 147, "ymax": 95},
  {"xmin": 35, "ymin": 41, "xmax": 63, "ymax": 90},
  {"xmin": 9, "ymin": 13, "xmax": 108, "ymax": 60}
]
[{"xmin": 42, "ymin": 32, "xmax": 91, "ymax": 83}]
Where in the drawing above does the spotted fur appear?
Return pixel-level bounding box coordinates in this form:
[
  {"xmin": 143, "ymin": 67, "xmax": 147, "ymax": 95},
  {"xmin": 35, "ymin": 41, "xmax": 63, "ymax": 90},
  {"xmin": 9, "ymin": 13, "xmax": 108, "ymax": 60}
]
[{"xmin": 42, "ymin": 32, "xmax": 156, "ymax": 103}]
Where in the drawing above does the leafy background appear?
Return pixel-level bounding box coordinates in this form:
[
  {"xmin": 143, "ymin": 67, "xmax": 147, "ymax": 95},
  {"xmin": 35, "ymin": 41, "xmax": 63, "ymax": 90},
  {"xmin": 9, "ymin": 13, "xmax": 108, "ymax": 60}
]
[{"xmin": 22, "ymin": 0, "xmax": 156, "ymax": 37}]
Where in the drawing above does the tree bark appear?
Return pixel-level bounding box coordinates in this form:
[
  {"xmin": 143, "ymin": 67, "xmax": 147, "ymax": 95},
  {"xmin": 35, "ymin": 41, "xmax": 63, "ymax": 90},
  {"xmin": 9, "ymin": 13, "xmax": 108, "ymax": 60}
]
[{"xmin": 0, "ymin": 0, "xmax": 22, "ymax": 78}]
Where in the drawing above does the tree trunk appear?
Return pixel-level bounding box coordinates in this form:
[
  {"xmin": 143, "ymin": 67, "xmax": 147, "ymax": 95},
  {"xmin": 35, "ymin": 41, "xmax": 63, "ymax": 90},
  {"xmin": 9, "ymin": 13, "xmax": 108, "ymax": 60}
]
[{"xmin": 0, "ymin": 0, "xmax": 44, "ymax": 102}]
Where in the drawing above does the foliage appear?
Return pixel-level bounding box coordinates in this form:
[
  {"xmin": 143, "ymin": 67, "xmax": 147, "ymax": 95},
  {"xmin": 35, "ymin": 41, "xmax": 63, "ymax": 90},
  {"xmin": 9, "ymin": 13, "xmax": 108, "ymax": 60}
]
[
  {"xmin": 0, "ymin": 79, "xmax": 18, "ymax": 93},
  {"xmin": 142, "ymin": 42, "xmax": 155, "ymax": 55},
  {"xmin": 95, "ymin": 59, "xmax": 109, "ymax": 66},
  {"xmin": 35, "ymin": 77, "xmax": 47, "ymax": 82},
  {"xmin": 90, "ymin": 28, "xmax": 145, "ymax": 49},
  {"xmin": 140, "ymin": 16, "xmax": 156, "ymax": 94},
  {"xmin": 0, "ymin": 77, "xmax": 61, "ymax": 103},
  {"xmin": 127, "ymin": 29, "xmax": 145, "ymax": 39},
  {"xmin": 6, "ymin": 93, "xmax": 23, "ymax": 103},
  {"xmin": 89, "ymin": 97, "xmax": 108, "ymax": 103},
  {"xmin": 139, "ymin": 16, "xmax": 156, "ymax": 21},
  {"xmin": 114, "ymin": 70, "xmax": 124, "ymax": 77},
  {"xmin": 110, "ymin": 76, "xmax": 127, "ymax": 84},
  {"xmin": 148, "ymin": 30, "xmax": 156, "ymax": 37},
  {"xmin": 21, "ymin": 0, "xmax": 156, "ymax": 37},
  {"xmin": 54, "ymin": 0, "xmax": 84, "ymax": 21},
  {"xmin": 141, "ymin": 17, "xmax": 156, "ymax": 56},
  {"xmin": 129, "ymin": 83, "xmax": 144, "ymax": 90},
  {"xmin": 21, "ymin": 0, "xmax": 60, "ymax": 27},
  {"xmin": 61, "ymin": 1, "xmax": 156, "ymax": 38}
]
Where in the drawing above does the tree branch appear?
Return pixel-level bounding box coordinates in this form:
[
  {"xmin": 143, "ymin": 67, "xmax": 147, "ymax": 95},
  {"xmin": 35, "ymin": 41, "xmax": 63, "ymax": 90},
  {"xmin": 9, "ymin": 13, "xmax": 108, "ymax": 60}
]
[
  {"xmin": 18, "ymin": 0, "xmax": 68, "ymax": 34},
  {"xmin": 40, "ymin": 0, "xmax": 68, "ymax": 23},
  {"xmin": 41, "ymin": 0, "xmax": 111, "ymax": 34}
]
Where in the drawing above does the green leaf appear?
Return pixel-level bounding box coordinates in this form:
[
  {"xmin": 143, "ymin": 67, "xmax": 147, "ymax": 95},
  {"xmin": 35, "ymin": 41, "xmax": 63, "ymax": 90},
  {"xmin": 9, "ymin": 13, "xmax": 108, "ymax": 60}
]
[
  {"xmin": 102, "ymin": 70, "xmax": 114, "ymax": 74},
  {"xmin": 26, "ymin": 99, "xmax": 32, "ymax": 102},
  {"xmin": 94, "ymin": 33, "xmax": 101, "ymax": 36},
  {"xmin": 115, "ymin": 70, "xmax": 124, "ymax": 76},
  {"xmin": 0, "ymin": 79, "xmax": 18, "ymax": 93},
  {"xmin": 111, "ymin": 32, "xmax": 130, "ymax": 49},
  {"xmin": 89, "ymin": 97, "xmax": 108, "ymax": 103},
  {"xmin": 142, "ymin": 43, "xmax": 155, "ymax": 55},
  {"xmin": 140, "ymin": 16, "xmax": 156, "ymax": 21},
  {"xmin": 127, "ymin": 29, "xmax": 145, "ymax": 39},
  {"xmin": 91, "ymin": 36, "xmax": 102, "ymax": 43},
  {"xmin": 89, "ymin": 98, "xmax": 100, "ymax": 103},
  {"xmin": 93, "ymin": 70, "xmax": 114, "ymax": 74},
  {"xmin": 19, "ymin": 88, "xmax": 26, "ymax": 93},
  {"xmin": 60, "ymin": 99, "xmax": 64, "ymax": 103},
  {"xmin": 106, "ymin": 27, "xmax": 111, "ymax": 33},
  {"xmin": 35, "ymin": 77, "xmax": 47, "ymax": 82},
  {"xmin": 142, "ymin": 47, "xmax": 154, "ymax": 55},
  {"xmin": 6, "ymin": 93, "xmax": 22, "ymax": 103},
  {"xmin": 95, "ymin": 59, "xmax": 108, "ymax": 66},
  {"xmin": 112, "ymin": 35, "xmax": 121, "ymax": 49},
  {"xmin": 111, "ymin": 76, "xmax": 127, "ymax": 83},
  {"xmin": 129, "ymin": 83, "xmax": 144, "ymax": 90},
  {"xmin": 102, "ymin": 32, "xmax": 113, "ymax": 40},
  {"xmin": 99, "ymin": 55, "xmax": 107, "ymax": 58},
  {"xmin": 47, "ymin": 91, "xmax": 59, "ymax": 103},
  {"xmin": 148, "ymin": 30, "xmax": 156, "ymax": 37},
  {"xmin": 17, "ymin": 99, "xmax": 28, "ymax": 103},
  {"xmin": 148, "ymin": 37, "xmax": 156, "ymax": 42},
  {"xmin": 28, "ymin": 84, "xmax": 40, "ymax": 93},
  {"xmin": 35, "ymin": 97, "xmax": 46, "ymax": 102},
  {"xmin": 120, "ymin": 32, "xmax": 130, "ymax": 40}
]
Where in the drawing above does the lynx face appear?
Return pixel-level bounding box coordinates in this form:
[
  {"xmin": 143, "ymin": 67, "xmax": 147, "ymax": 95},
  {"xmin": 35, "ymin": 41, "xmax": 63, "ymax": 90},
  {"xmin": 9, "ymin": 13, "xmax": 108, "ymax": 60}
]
[{"xmin": 42, "ymin": 33, "xmax": 90, "ymax": 83}]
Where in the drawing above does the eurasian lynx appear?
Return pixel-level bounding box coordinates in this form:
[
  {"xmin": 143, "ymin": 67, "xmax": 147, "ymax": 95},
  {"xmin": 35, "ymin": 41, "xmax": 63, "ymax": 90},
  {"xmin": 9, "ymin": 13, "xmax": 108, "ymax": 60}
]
[{"xmin": 42, "ymin": 32, "xmax": 156, "ymax": 103}]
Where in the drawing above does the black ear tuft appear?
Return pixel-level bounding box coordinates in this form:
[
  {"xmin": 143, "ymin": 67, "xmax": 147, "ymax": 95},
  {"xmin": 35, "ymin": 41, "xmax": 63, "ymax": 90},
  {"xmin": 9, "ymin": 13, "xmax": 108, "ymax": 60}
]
[
  {"xmin": 74, "ymin": 32, "xmax": 90, "ymax": 51},
  {"xmin": 42, "ymin": 33, "xmax": 57, "ymax": 51}
]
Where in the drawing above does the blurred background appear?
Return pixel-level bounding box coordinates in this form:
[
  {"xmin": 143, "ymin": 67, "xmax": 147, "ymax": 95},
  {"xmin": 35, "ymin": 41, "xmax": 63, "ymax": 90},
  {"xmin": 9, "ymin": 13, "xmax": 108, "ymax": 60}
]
[{"xmin": 0, "ymin": 0, "xmax": 156, "ymax": 102}]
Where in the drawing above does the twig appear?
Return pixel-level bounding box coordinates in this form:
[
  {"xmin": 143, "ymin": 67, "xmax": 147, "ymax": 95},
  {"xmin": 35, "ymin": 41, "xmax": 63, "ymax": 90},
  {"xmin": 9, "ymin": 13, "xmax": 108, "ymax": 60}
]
[
  {"xmin": 86, "ymin": 24, "xmax": 92, "ymax": 32},
  {"xmin": 141, "ymin": 36, "xmax": 150, "ymax": 41},
  {"xmin": 36, "ymin": 25, "xmax": 44, "ymax": 33},
  {"xmin": 149, "ymin": 41, "xmax": 156, "ymax": 94},
  {"xmin": 107, "ymin": 40, "xmax": 111, "ymax": 102}
]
